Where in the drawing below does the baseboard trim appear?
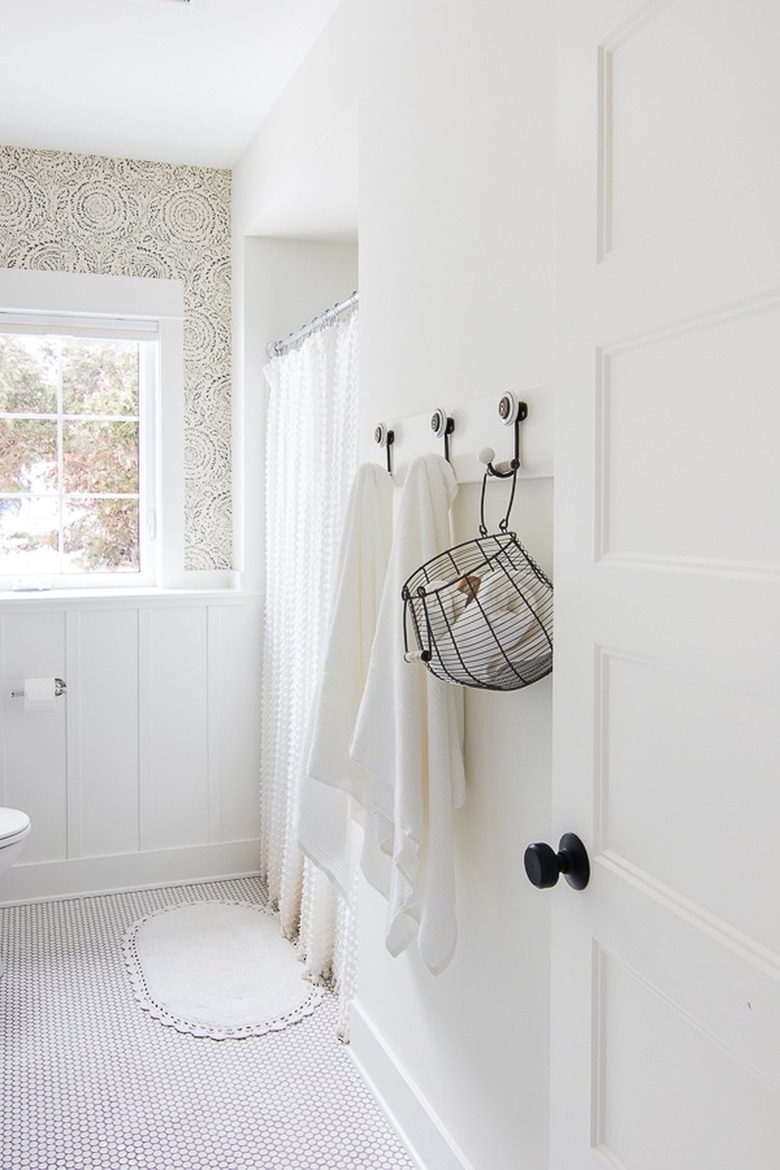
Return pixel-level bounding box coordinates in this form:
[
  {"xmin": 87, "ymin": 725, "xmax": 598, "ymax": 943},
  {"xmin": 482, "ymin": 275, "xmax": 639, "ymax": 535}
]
[
  {"xmin": 349, "ymin": 1000, "xmax": 475, "ymax": 1170},
  {"xmin": 0, "ymin": 840, "xmax": 261, "ymax": 904}
]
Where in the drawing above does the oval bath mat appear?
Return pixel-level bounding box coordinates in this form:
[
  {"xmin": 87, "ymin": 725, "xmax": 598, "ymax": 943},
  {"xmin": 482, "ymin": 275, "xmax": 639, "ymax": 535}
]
[{"xmin": 122, "ymin": 900, "xmax": 322, "ymax": 1040}]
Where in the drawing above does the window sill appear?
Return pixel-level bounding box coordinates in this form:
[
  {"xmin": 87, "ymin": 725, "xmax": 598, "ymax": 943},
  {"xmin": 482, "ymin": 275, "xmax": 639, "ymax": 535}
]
[{"xmin": 0, "ymin": 585, "xmax": 260, "ymax": 609}]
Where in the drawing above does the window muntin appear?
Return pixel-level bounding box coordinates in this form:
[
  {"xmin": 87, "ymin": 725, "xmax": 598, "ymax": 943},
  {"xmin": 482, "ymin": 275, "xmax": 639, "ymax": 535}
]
[{"xmin": 0, "ymin": 321, "xmax": 157, "ymax": 587}]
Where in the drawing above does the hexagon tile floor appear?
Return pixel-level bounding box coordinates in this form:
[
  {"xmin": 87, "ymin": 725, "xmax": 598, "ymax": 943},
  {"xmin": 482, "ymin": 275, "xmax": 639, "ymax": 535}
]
[{"xmin": 0, "ymin": 876, "xmax": 417, "ymax": 1170}]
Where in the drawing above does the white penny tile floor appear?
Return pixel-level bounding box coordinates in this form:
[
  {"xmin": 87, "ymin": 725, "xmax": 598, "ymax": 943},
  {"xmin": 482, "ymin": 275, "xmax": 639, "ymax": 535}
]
[{"xmin": 0, "ymin": 877, "xmax": 415, "ymax": 1170}]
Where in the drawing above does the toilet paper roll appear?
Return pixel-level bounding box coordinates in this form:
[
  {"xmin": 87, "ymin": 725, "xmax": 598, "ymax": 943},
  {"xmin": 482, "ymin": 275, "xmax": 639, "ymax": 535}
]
[{"xmin": 24, "ymin": 677, "xmax": 56, "ymax": 714}]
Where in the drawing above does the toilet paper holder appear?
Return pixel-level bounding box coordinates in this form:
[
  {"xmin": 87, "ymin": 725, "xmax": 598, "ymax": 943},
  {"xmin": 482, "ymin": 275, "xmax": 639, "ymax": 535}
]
[{"xmin": 10, "ymin": 678, "xmax": 67, "ymax": 699}]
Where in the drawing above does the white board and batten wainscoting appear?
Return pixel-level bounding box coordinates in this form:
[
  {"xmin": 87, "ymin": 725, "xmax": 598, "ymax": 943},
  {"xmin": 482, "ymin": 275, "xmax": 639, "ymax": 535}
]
[{"xmin": 0, "ymin": 592, "xmax": 262, "ymax": 904}]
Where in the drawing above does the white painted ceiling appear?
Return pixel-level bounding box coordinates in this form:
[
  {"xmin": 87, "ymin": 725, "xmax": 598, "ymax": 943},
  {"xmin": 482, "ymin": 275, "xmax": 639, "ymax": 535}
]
[{"xmin": 0, "ymin": 0, "xmax": 344, "ymax": 170}]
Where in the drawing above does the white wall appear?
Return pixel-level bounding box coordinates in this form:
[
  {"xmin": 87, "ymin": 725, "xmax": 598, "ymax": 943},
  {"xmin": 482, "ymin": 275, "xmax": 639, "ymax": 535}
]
[
  {"xmin": 355, "ymin": 5, "xmax": 556, "ymax": 1169},
  {"xmin": 359, "ymin": 1, "xmax": 555, "ymax": 426},
  {"xmin": 231, "ymin": 0, "xmax": 358, "ymax": 242},
  {"xmin": 231, "ymin": 0, "xmax": 359, "ymax": 591},
  {"xmin": 232, "ymin": 2, "xmax": 556, "ymax": 1167},
  {"xmin": 233, "ymin": 237, "xmax": 359, "ymax": 590}
]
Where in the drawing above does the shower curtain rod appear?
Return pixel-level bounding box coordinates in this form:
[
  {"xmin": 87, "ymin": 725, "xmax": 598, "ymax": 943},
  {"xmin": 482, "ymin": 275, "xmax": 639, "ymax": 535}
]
[{"xmin": 265, "ymin": 291, "xmax": 359, "ymax": 359}]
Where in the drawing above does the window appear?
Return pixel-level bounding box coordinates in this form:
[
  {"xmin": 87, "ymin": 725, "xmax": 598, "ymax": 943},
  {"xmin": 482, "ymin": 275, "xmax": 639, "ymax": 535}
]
[
  {"xmin": 0, "ymin": 316, "xmax": 157, "ymax": 588},
  {"xmin": 0, "ymin": 268, "xmax": 205, "ymax": 592}
]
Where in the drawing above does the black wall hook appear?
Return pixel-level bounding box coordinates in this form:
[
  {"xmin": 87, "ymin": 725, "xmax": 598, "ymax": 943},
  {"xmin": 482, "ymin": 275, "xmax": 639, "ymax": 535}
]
[
  {"xmin": 481, "ymin": 393, "xmax": 528, "ymax": 478},
  {"xmin": 430, "ymin": 408, "xmax": 455, "ymax": 462},
  {"xmin": 374, "ymin": 423, "xmax": 395, "ymax": 474}
]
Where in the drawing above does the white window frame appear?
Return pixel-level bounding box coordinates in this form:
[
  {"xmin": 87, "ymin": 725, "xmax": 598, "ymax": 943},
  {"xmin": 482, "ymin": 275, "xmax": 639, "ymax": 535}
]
[
  {"xmin": 0, "ymin": 316, "xmax": 158, "ymax": 588},
  {"xmin": 0, "ymin": 268, "xmax": 186, "ymax": 592}
]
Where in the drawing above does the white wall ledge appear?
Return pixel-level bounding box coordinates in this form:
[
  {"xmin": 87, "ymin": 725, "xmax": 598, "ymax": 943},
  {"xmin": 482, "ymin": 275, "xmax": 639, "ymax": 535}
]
[{"xmin": 0, "ymin": 587, "xmax": 261, "ymax": 611}]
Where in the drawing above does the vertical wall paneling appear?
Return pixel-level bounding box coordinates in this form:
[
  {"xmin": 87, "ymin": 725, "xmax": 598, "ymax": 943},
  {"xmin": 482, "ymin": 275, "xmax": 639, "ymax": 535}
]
[
  {"xmin": 137, "ymin": 607, "xmax": 154, "ymax": 859},
  {"xmin": 76, "ymin": 608, "xmax": 141, "ymax": 859},
  {"xmin": 2, "ymin": 609, "xmax": 68, "ymax": 864},
  {"xmin": 212, "ymin": 601, "xmax": 263, "ymax": 844},
  {"xmin": 206, "ymin": 604, "xmax": 223, "ymax": 843},
  {"xmin": 142, "ymin": 606, "xmax": 210, "ymax": 851},
  {"xmin": 0, "ymin": 617, "xmax": 6, "ymax": 807},
  {"xmin": 0, "ymin": 596, "xmax": 261, "ymax": 902},
  {"xmin": 65, "ymin": 611, "xmax": 83, "ymax": 859}
]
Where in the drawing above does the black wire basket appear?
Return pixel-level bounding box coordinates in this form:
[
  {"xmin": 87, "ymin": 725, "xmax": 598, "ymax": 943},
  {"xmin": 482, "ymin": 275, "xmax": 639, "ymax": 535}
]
[{"xmin": 401, "ymin": 473, "xmax": 553, "ymax": 691}]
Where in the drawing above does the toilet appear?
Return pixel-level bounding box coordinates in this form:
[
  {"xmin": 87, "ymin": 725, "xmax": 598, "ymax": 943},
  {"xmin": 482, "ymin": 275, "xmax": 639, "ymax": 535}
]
[
  {"xmin": 0, "ymin": 806, "xmax": 30, "ymax": 878},
  {"xmin": 0, "ymin": 807, "xmax": 30, "ymax": 979}
]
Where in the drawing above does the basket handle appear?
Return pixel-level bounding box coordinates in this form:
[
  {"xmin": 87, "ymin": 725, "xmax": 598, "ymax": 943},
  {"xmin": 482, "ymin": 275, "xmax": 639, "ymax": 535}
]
[
  {"xmin": 402, "ymin": 589, "xmax": 434, "ymax": 665},
  {"xmin": 479, "ymin": 468, "xmax": 518, "ymax": 536}
]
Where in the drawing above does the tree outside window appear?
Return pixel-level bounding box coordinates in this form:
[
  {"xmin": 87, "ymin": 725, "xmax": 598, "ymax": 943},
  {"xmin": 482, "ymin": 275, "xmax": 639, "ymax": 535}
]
[{"xmin": 0, "ymin": 331, "xmax": 148, "ymax": 580}]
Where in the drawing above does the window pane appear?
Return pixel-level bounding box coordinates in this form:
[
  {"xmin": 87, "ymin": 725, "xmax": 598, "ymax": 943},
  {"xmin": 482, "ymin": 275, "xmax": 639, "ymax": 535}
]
[
  {"xmin": 0, "ymin": 418, "xmax": 58, "ymax": 491},
  {"xmin": 0, "ymin": 335, "xmax": 58, "ymax": 413},
  {"xmin": 0, "ymin": 497, "xmax": 60, "ymax": 574},
  {"xmin": 61, "ymin": 338, "xmax": 139, "ymax": 416},
  {"xmin": 63, "ymin": 498, "xmax": 139, "ymax": 572},
  {"xmin": 0, "ymin": 308, "xmax": 156, "ymax": 586},
  {"xmin": 62, "ymin": 420, "xmax": 139, "ymax": 494}
]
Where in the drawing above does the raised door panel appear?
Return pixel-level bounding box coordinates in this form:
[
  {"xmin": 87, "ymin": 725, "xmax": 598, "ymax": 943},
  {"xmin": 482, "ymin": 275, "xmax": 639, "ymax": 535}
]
[
  {"xmin": 601, "ymin": 0, "xmax": 780, "ymax": 255},
  {"xmin": 593, "ymin": 944, "xmax": 780, "ymax": 1170},
  {"xmin": 597, "ymin": 296, "xmax": 780, "ymax": 571},
  {"xmin": 595, "ymin": 648, "xmax": 780, "ymax": 953}
]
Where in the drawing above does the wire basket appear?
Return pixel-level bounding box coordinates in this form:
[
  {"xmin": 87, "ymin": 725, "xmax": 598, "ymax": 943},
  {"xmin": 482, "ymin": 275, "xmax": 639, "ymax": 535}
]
[{"xmin": 401, "ymin": 474, "xmax": 553, "ymax": 691}]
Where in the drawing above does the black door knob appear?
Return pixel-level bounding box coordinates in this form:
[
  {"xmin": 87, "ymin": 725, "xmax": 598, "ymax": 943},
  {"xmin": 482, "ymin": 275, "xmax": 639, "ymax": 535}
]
[{"xmin": 523, "ymin": 833, "xmax": 590, "ymax": 891}]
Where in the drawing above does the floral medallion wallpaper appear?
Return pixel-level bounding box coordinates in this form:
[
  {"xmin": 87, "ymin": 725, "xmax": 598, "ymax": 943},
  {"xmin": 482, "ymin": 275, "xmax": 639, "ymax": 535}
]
[{"xmin": 0, "ymin": 145, "xmax": 232, "ymax": 571}]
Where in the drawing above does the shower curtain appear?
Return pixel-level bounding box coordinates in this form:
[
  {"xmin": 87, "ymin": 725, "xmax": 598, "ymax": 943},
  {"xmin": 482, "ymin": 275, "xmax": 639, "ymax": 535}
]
[{"xmin": 260, "ymin": 309, "xmax": 359, "ymax": 989}]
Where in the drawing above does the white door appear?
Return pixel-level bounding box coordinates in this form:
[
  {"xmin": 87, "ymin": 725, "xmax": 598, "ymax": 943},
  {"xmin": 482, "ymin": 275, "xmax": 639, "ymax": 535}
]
[{"xmin": 549, "ymin": 1, "xmax": 780, "ymax": 1167}]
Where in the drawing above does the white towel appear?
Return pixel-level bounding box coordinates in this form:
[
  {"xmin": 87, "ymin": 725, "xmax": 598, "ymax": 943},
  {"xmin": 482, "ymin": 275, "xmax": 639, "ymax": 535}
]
[
  {"xmin": 350, "ymin": 454, "xmax": 465, "ymax": 975},
  {"xmin": 447, "ymin": 565, "xmax": 551, "ymax": 679},
  {"xmin": 296, "ymin": 463, "xmax": 394, "ymax": 899}
]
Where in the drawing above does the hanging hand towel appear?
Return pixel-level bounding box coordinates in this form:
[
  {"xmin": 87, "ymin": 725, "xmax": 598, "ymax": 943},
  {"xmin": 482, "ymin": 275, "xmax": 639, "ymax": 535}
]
[
  {"xmin": 350, "ymin": 453, "xmax": 465, "ymax": 975},
  {"xmin": 296, "ymin": 463, "xmax": 394, "ymax": 899}
]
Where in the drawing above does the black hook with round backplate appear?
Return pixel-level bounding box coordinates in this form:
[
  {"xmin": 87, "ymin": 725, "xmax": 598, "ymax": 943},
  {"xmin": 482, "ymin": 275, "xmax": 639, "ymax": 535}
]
[
  {"xmin": 430, "ymin": 408, "xmax": 455, "ymax": 462},
  {"xmin": 479, "ymin": 392, "xmax": 528, "ymax": 478},
  {"xmin": 374, "ymin": 422, "xmax": 395, "ymax": 474},
  {"xmin": 523, "ymin": 833, "xmax": 590, "ymax": 891}
]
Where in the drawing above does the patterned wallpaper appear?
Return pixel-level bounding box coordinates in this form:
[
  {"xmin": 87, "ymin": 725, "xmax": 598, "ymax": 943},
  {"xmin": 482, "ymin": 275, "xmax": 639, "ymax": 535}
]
[{"xmin": 0, "ymin": 145, "xmax": 232, "ymax": 571}]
